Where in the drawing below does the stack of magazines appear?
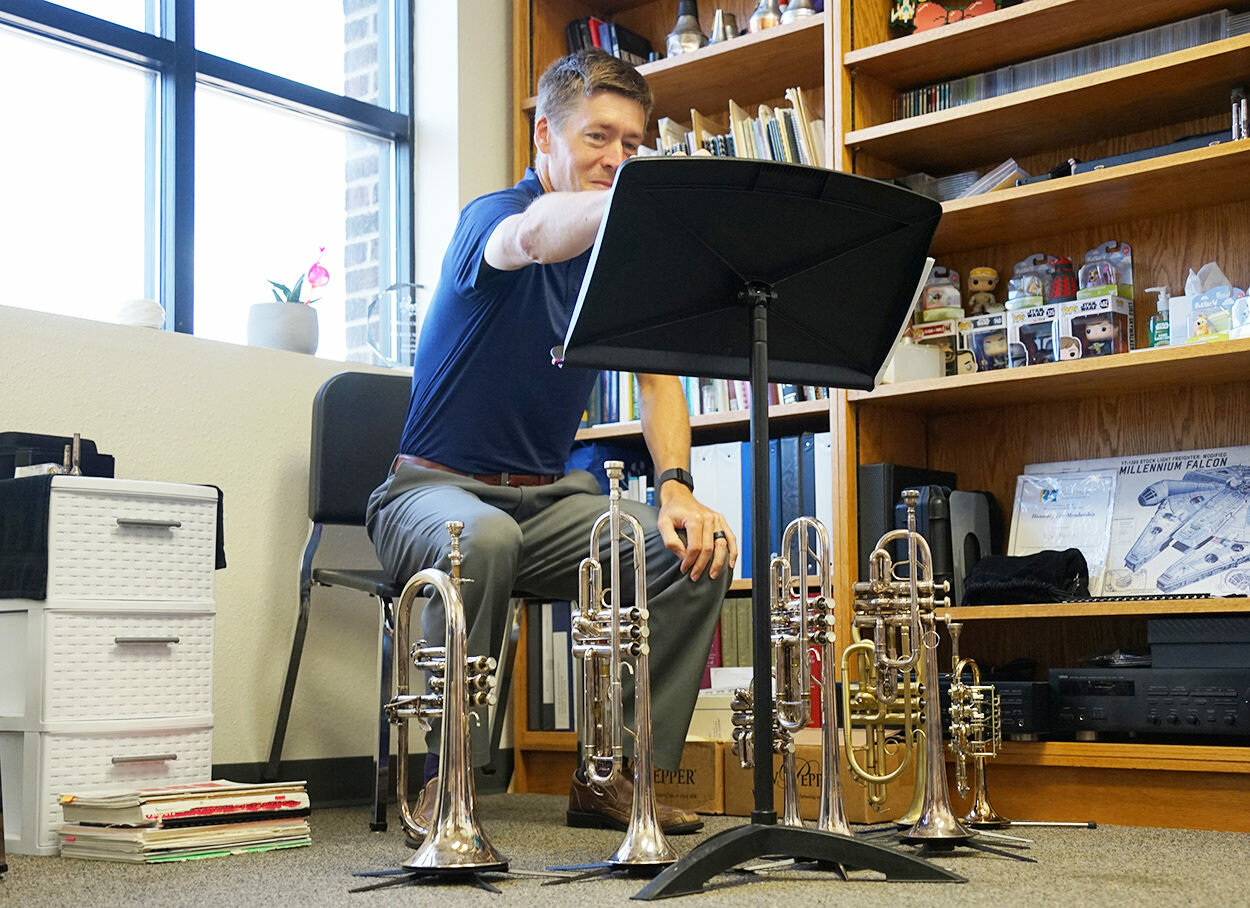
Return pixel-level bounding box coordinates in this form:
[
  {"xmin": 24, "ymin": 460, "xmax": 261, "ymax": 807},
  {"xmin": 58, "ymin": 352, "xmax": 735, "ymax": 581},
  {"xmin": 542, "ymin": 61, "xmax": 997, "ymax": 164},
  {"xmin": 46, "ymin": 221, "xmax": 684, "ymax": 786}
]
[{"xmin": 57, "ymin": 780, "xmax": 311, "ymax": 863}]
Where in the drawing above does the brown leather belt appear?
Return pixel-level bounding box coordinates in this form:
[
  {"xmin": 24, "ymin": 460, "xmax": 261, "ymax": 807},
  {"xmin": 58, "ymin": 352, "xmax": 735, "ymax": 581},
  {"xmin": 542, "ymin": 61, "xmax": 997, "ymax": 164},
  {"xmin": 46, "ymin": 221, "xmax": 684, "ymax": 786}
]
[{"xmin": 390, "ymin": 453, "xmax": 561, "ymax": 487}]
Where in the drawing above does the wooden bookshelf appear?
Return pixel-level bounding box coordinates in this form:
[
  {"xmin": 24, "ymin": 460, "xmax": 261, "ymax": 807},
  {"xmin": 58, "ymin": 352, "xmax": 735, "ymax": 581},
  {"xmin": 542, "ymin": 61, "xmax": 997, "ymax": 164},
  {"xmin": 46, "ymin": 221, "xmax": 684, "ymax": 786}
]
[
  {"xmin": 845, "ymin": 35, "xmax": 1250, "ymax": 173},
  {"xmin": 513, "ymin": 0, "xmax": 1250, "ymax": 827}
]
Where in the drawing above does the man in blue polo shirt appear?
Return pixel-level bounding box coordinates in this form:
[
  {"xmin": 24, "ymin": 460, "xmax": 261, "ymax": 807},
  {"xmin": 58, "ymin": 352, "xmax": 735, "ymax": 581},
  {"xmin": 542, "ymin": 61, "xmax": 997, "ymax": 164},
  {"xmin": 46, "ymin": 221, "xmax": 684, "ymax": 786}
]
[{"xmin": 367, "ymin": 49, "xmax": 736, "ymax": 841}]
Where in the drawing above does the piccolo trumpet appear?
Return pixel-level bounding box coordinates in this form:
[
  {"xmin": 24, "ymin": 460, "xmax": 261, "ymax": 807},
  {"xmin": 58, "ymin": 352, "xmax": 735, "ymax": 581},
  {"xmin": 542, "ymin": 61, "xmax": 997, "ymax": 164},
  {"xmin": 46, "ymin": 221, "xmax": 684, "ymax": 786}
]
[
  {"xmin": 385, "ymin": 521, "xmax": 507, "ymax": 873},
  {"xmin": 947, "ymin": 620, "xmax": 1008, "ymax": 828},
  {"xmin": 572, "ymin": 461, "xmax": 678, "ymax": 869}
]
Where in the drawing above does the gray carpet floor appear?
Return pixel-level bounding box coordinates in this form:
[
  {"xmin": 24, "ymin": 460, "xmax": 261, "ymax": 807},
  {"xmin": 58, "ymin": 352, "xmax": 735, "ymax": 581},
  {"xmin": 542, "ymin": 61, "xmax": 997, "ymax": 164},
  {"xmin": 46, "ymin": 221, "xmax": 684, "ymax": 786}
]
[{"xmin": 4, "ymin": 793, "xmax": 1247, "ymax": 907}]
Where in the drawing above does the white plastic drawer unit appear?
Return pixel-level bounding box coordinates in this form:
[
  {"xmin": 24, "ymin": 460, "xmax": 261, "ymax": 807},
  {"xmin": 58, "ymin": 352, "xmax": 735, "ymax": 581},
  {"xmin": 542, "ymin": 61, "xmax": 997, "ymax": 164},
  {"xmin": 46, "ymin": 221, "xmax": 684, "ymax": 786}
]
[
  {"xmin": 45, "ymin": 477, "xmax": 218, "ymax": 602},
  {"xmin": 0, "ymin": 723, "xmax": 214, "ymax": 854},
  {"xmin": 41, "ymin": 611, "xmax": 214, "ymax": 721}
]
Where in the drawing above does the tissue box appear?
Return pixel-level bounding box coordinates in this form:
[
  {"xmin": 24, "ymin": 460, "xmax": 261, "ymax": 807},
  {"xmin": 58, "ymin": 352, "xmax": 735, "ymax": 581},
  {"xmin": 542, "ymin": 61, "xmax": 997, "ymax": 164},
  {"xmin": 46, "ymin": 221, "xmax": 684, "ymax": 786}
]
[
  {"xmin": 957, "ymin": 312, "xmax": 1009, "ymax": 372},
  {"xmin": 1055, "ymin": 295, "xmax": 1134, "ymax": 359},
  {"xmin": 1006, "ymin": 303, "xmax": 1060, "ymax": 367}
]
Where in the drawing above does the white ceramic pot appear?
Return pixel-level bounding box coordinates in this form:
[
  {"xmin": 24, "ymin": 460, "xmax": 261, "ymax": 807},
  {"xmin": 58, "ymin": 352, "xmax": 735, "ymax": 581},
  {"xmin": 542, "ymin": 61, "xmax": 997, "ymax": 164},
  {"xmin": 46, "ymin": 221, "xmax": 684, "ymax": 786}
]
[{"xmin": 247, "ymin": 302, "xmax": 319, "ymax": 354}]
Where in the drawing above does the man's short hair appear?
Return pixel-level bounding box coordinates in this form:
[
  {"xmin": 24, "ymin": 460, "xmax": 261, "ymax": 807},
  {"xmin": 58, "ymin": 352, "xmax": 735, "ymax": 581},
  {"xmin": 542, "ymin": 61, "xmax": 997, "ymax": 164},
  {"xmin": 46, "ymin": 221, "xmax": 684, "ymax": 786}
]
[{"xmin": 535, "ymin": 49, "xmax": 654, "ymax": 130}]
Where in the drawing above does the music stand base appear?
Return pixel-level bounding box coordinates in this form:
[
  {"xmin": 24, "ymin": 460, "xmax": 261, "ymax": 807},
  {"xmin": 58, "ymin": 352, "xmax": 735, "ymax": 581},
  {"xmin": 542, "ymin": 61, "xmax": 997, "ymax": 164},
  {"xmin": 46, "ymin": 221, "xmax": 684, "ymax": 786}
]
[{"xmin": 631, "ymin": 824, "xmax": 965, "ymax": 900}]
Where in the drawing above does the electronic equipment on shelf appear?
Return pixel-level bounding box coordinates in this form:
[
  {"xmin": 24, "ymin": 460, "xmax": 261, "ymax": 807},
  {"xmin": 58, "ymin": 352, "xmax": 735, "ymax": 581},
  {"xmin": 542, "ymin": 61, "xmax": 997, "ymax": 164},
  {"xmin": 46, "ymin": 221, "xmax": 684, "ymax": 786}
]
[{"xmin": 1049, "ymin": 668, "xmax": 1250, "ymax": 737}]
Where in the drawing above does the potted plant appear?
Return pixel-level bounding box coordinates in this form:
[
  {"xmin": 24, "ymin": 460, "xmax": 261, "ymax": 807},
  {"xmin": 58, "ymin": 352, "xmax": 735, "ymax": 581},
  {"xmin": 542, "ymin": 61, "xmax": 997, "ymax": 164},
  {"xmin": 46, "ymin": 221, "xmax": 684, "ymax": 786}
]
[{"xmin": 246, "ymin": 247, "xmax": 330, "ymax": 354}]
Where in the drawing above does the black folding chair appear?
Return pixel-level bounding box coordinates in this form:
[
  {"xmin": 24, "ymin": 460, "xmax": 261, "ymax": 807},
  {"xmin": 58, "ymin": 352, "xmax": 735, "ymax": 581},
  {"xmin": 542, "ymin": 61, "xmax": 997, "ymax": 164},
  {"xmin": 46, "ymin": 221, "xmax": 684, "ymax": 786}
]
[{"xmin": 264, "ymin": 370, "xmax": 522, "ymax": 832}]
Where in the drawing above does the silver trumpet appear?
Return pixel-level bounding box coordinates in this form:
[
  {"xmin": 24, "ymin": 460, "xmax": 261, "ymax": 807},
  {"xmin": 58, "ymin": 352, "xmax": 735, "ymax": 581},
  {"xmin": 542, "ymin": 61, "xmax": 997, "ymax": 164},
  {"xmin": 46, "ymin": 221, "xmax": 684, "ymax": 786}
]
[
  {"xmin": 385, "ymin": 520, "xmax": 507, "ymax": 874},
  {"xmin": 848, "ymin": 490, "xmax": 974, "ymax": 845},
  {"xmin": 731, "ymin": 516, "xmax": 851, "ymax": 835},
  {"xmin": 947, "ymin": 620, "xmax": 1008, "ymax": 828},
  {"xmin": 572, "ymin": 461, "xmax": 678, "ymax": 869}
]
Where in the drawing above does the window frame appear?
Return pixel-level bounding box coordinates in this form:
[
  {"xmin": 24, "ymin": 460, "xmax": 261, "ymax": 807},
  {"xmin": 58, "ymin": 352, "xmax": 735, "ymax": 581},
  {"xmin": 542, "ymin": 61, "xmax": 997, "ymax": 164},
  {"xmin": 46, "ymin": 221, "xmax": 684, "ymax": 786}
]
[{"xmin": 0, "ymin": 0, "xmax": 414, "ymax": 335}]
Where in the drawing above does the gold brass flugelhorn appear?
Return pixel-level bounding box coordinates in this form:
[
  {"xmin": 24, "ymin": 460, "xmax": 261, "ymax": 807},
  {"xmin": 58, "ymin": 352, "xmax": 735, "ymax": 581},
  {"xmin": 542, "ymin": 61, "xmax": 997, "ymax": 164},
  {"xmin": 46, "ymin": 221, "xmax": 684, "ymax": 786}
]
[
  {"xmin": 385, "ymin": 521, "xmax": 508, "ymax": 873},
  {"xmin": 730, "ymin": 516, "xmax": 851, "ymax": 834},
  {"xmin": 947, "ymin": 620, "xmax": 1008, "ymax": 828},
  {"xmin": 846, "ymin": 490, "xmax": 974, "ymax": 844},
  {"xmin": 571, "ymin": 460, "xmax": 678, "ymax": 869}
]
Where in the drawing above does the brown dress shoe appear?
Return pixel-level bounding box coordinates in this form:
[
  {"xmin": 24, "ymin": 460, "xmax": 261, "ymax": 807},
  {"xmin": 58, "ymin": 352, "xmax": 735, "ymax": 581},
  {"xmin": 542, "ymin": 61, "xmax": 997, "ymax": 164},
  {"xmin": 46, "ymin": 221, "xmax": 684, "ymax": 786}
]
[
  {"xmin": 403, "ymin": 776, "xmax": 439, "ymax": 849},
  {"xmin": 567, "ymin": 766, "xmax": 704, "ymax": 835}
]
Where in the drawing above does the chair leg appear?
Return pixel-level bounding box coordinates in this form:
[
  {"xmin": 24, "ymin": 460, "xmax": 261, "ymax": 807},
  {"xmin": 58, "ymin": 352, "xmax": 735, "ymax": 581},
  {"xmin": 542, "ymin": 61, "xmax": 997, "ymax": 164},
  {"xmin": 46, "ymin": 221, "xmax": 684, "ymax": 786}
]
[
  {"xmin": 482, "ymin": 598, "xmax": 523, "ymax": 776},
  {"xmin": 265, "ymin": 524, "xmax": 322, "ymax": 781},
  {"xmin": 372, "ymin": 595, "xmax": 395, "ymax": 832}
]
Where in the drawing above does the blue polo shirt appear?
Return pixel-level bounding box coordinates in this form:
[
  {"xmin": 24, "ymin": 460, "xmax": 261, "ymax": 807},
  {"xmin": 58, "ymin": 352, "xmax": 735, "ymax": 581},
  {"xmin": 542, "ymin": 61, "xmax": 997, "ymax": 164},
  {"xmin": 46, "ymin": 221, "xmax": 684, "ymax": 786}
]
[{"xmin": 399, "ymin": 169, "xmax": 599, "ymax": 475}]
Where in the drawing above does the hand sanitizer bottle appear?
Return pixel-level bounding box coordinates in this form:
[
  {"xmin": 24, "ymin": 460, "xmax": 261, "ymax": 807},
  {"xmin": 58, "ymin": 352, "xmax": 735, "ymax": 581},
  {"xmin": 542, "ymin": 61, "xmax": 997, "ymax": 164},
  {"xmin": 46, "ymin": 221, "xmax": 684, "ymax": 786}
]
[{"xmin": 1146, "ymin": 286, "xmax": 1171, "ymax": 347}]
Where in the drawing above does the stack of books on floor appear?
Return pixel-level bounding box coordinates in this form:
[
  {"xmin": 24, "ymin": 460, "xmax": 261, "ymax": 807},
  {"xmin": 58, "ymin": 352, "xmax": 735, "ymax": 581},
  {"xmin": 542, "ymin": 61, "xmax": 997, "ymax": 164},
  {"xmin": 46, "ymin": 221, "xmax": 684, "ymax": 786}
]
[{"xmin": 57, "ymin": 779, "xmax": 311, "ymax": 863}]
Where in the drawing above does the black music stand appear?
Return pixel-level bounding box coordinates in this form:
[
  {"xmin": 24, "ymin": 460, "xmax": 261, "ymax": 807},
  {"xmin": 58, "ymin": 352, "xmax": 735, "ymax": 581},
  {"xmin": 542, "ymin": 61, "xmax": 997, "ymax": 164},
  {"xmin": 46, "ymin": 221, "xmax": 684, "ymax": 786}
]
[{"xmin": 560, "ymin": 156, "xmax": 958, "ymax": 899}]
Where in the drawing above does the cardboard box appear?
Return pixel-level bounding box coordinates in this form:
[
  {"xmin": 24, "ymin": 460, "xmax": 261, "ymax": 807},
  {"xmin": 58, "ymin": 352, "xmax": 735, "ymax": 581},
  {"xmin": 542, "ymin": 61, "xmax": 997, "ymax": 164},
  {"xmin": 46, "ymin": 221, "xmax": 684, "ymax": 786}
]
[
  {"xmin": 722, "ymin": 727, "xmax": 915, "ymax": 825},
  {"xmin": 652, "ymin": 738, "xmax": 724, "ymax": 815}
]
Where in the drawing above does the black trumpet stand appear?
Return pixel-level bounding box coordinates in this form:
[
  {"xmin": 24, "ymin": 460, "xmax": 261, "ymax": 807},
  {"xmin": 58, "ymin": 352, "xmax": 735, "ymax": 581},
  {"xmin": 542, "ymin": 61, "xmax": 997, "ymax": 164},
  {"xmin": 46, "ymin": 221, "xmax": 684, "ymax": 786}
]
[{"xmin": 560, "ymin": 157, "xmax": 957, "ymax": 899}]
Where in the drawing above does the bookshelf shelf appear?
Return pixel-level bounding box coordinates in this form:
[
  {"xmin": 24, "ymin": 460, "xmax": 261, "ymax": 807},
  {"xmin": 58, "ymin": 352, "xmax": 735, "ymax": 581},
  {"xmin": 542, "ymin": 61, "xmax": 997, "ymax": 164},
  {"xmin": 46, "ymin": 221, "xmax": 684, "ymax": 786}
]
[
  {"xmin": 844, "ymin": 0, "xmax": 1229, "ymax": 88},
  {"xmin": 993, "ymin": 740, "xmax": 1250, "ymax": 774},
  {"xmin": 845, "ymin": 35, "xmax": 1250, "ymax": 173},
  {"xmin": 930, "ymin": 141, "xmax": 1250, "ymax": 255},
  {"xmin": 848, "ymin": 337, "xmax": 1250, "ymax": 413},
  {"xmin": 946, "ymin": 597, "xmax": 1250, "ymax": 621},
  {"xmin": 575, "ymin": 398, "xmax": 831, "ymax": 442}
]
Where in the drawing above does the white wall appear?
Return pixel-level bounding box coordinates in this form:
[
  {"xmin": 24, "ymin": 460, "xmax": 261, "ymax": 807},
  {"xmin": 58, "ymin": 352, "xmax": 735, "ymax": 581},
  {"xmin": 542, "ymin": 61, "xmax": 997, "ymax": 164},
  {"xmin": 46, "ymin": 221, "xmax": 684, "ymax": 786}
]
[{"xmin": 0, "ymin": 4, "xmax": 513, "ymax": 767}]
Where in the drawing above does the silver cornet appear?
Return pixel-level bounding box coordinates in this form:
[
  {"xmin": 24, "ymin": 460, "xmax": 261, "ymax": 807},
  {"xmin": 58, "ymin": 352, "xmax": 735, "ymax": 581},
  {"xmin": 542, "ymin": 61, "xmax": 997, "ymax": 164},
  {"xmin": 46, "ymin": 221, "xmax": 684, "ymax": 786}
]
[
  {"xmin": 731, "ymin": 516, "xmax": 851, "ymax": 834},
  {"xmin": 947, "ymin": 620, "xmax": 1007, "ymax": 828},
  {"xmin": 385, "ymin": 521, "xmax": 507, "ymax": 873},
  {"xmin": 571, "ymin": 461, "xmax": 678, "ymax": 869}
]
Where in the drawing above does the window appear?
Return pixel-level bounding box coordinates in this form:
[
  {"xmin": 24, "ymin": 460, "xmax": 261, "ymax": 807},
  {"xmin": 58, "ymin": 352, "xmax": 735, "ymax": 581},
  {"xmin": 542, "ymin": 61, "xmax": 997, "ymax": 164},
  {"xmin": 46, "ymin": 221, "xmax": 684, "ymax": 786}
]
[{"xmin": 0, "ymin": 0, "xmax": 412, "ymax": 364}]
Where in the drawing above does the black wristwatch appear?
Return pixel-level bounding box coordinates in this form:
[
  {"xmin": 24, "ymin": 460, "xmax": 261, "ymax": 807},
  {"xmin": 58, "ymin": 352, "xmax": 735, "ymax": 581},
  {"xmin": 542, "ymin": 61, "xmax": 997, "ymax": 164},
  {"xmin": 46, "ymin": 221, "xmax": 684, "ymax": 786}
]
[{"xmin": 657, "ymin": 467, "xmax": 695, "ymax": 493}]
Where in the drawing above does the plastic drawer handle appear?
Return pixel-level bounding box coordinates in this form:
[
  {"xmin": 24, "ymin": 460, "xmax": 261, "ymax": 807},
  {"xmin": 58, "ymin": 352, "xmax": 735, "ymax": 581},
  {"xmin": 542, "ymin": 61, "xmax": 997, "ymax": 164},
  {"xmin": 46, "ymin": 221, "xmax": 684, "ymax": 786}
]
[
  {"xmin": 114, "ymin": 636, "xmax": 181, "ymax": 645},
  {"xmin": 111, "ymin": 753, "xmax": 178, "ymax": 764},
  {"xmin": 116, "ymin": 517, "xmax": 183, "ymax": 529}
]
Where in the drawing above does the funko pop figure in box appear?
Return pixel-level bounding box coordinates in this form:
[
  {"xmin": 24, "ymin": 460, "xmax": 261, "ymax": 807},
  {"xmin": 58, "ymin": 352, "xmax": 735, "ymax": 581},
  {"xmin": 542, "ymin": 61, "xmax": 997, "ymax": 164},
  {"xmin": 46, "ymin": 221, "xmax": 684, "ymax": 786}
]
[
  {"xmin": 966, "ymin": 266, "xmax": 1001, "ymax": 315},
  {"xmin": 1078, "ymin": 312, "xmax": 1123, "ymax": 356}
]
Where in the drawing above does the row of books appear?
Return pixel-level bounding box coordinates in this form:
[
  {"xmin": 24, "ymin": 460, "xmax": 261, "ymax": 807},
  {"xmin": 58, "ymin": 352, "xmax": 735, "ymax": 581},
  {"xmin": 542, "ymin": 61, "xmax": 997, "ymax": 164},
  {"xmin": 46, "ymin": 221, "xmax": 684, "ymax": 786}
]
[
  {"xmin": 565, "ymin": 15, "xmax": 653, "ymax": 66},
  {"xmin": 57, "ymin": 779, "xmax": 311, "ymax": 863},
  {"xmin": 895, "ymin": 9, "xmax": 1248, "ymax": 120},
  {"xmin": 580, "ymin": 371, "xmax": 829, "ymax": 428},
  {"xmin": 645, "ymin": 88, "xmax": 825, "ymax": 169}
]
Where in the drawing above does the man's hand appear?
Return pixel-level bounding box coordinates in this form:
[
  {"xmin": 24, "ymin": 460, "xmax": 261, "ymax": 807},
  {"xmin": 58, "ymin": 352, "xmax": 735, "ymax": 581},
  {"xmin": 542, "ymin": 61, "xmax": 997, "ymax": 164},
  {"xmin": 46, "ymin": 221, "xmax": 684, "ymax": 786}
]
[{"xmin": 656, "ymin": 482, "xmax": 738, "ymax": 582}]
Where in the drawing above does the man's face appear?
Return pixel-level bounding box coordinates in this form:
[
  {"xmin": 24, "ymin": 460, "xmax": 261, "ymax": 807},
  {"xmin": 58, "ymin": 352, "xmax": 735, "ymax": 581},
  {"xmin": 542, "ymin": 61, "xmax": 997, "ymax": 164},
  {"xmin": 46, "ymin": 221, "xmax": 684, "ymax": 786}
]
[{"xmin": 535, "ymin": 90, "xmax": 646, "ymax": 193}]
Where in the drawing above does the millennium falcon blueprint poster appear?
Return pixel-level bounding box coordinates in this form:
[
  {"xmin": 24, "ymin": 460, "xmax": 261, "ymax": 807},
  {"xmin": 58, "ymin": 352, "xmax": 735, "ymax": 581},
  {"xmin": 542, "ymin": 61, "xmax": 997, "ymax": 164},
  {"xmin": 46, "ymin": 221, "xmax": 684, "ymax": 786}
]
[{"xmin": 1024, "ymin": 446, "xmax": 1250, "ymax": 597}]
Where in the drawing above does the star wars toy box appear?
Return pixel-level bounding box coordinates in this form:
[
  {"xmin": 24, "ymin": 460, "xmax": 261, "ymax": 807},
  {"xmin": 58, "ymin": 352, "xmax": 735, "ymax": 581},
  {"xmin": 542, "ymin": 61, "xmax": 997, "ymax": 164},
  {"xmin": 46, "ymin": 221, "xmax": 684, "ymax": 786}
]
[
  {"xmin": 957, "ymin": 312, "xmax": 1009, "ymax": 372},
  {"xmin": 1055, "ymin": 294, "xmax": 1135, "ymax": 360},
  {"xmin": 1005, "ymin": 302, "xmax": 1060, "ymax": 367},
  {"xmin": 911, "ymin": 318, "xmax": 968, "ymax": 376},
  {"xmin": 1021, "ymin": 445, "xmax": 1250, "ymax": 597}
]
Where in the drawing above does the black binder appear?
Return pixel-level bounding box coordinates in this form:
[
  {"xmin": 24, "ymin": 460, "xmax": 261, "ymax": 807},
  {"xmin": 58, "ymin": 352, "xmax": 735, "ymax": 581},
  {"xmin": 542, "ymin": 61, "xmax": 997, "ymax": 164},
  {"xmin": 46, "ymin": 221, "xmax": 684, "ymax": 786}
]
[{"xmin": 858, "ymin": 462, "xmax": 956, "ymax": 583}]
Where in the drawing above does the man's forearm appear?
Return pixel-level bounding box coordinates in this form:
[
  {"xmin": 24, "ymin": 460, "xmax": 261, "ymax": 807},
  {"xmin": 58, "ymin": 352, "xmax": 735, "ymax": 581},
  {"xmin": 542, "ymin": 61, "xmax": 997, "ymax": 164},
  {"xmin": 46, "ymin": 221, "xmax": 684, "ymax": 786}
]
[
  {"xmin": 486, "ymin": 190, "xmax": 608, "ymax": 271},
  {"xmin": 637, "ymin": 374, "xmax": 691, "ymax": 498}
]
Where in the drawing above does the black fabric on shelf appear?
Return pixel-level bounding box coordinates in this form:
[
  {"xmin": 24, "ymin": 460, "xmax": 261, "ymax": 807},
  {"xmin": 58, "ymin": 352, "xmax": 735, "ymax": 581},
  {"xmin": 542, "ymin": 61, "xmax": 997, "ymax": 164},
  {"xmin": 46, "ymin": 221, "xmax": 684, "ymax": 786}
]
[
  {"xmin": 0, "ymin": 474, "xmax": 53, "ymax": 599},
  {"xmin": 961, "ymin": 547, "xmax": 1090, "ymax": 605}
]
